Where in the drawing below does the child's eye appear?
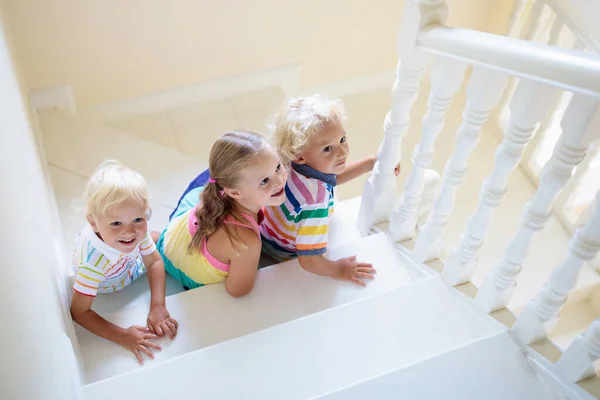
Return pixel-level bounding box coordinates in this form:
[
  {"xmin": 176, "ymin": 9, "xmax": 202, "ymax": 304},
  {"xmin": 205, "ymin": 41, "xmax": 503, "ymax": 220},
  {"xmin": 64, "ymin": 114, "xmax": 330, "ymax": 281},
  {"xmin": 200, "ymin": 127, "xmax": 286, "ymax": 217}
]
[
  {"xmin": 323, "ymin": 146, "xmax": 332, "ymax": 153},
  {"xmin": 275, "ymin": 163, "xmax": 282, "ymax": 172},
  {"xmin": 340, "ymin": 136, "xmax": 347, "ymax": 143},
  {"xmin": 110, "ymin": 221, "xmax": 121, "ymax": 227},
  {"xmin": 260, "ymin": 177, "xmax": 270, "ymax": 186},
  {"xmin": 133, "ymin": 217, "xmax": 144, "ymax": 223}
]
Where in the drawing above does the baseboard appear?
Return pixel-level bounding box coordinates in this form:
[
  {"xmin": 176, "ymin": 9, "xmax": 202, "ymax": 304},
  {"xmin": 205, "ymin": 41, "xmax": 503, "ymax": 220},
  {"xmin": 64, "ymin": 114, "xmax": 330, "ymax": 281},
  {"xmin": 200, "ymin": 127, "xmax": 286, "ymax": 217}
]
[
  {"xmin": 81, "ymin": 64, "xmax": 302, "ymax": 123},
  {"xmin": 29, "ymin": 83, "xmax": 76, "ymax": 112}
]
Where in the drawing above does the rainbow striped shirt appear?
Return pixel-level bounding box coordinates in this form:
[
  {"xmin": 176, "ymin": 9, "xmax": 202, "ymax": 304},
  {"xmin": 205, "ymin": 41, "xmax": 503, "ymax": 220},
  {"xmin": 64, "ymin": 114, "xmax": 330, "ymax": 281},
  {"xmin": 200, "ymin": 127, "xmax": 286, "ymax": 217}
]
[
  {"xmin": 72, "ymin": 224, "xmax": 156, "ymax": 297},
  {"xmin": 261, "ymin": 163, "xmax": 336, "ymax": 261}
]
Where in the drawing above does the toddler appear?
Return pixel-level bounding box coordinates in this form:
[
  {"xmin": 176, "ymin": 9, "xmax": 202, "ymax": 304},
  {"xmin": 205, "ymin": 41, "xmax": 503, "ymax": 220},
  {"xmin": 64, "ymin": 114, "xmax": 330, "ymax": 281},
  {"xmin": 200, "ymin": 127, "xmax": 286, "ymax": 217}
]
[
  {"xmin": 261, "ymin": 94, "xmax": 398, "ymax": 285},
  {"xmin": 70, "ymin": 159, "xmax": 177, "ymax": 364}
]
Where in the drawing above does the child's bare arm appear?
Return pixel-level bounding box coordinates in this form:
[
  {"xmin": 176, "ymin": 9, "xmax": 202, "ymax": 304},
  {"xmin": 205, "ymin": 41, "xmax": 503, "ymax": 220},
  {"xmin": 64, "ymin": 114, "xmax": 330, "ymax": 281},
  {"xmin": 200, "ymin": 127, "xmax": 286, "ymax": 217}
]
[
  {"xmin": 70, "ymin": 292, "xmax": 160, "ymax": 364},
  {"xmin": 337, "ymin": 156, "xmax": 401, "ymax": 185},
  {"xmin": 142, "ymin": 251, "xmax": 178, "ymax": 339},
  {"xmin": 297, "ymin": 254, "xmax": 376, "ymax": 286},
  {"xmin": 337, "ymin": 156, "xmax": 376, "ymax": 185},
  {"xmin": 225, "ymin": 229, "xmax": 262, "ymax": 298}
]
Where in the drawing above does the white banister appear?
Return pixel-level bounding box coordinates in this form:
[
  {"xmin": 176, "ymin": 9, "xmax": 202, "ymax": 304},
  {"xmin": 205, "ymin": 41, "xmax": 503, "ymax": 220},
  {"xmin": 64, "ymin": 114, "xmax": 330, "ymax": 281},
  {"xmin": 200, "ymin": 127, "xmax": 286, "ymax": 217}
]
[
  {"xmin": 388, "ymin": 58, "xmax": 466, "ymax": 241},
  {"xmin": 555, "ymin": 319, "xmax": 600, "ymax": 383},
  {"xmin": 513, "ymin": 189, "xmax": 600, "ymax": 345},
  {"xmin": 411, "ymin": 67, "xmax": 507, "ymax": 262},
  {"xmin": 357, "ymin": 0, "xmax": 449, "ymax": 234},
  {"xmin": 442, "ymin": 79, "xmax": 556, "ymax": 286},
  {"xmin": 416, "ymin": 26, "xmax": 600, "ymax": 99},
  {"xmin": 475, "ymin": 96, "xmax": 600, "ymax": 313}
]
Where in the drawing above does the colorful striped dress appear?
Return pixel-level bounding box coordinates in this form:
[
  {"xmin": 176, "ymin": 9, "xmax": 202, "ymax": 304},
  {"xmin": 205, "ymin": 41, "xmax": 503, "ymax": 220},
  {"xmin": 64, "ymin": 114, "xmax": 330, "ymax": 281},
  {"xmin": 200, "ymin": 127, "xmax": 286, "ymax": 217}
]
[
  {"xmin": 260, "ymin": 162, "xmax": 335, "ymax": 261},
  {"xmin": 72, "ymin": 224, "xmax": 156, "ymax": 297}
]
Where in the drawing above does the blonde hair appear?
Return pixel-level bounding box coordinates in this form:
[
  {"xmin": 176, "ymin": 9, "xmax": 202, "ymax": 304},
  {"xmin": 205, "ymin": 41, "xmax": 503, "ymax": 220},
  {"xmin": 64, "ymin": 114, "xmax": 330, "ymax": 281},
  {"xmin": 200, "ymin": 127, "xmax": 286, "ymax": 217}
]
[
  {"xmin": 83, "ymin": 159, "xmax": 149, "ymax": 219},
  {"xmin": 270, "ymin": 94, "xmax": 346, "ymax": 166},
  {"xmin": 188, "ymin": 131, "xmax": 267, "ymax": 253}
]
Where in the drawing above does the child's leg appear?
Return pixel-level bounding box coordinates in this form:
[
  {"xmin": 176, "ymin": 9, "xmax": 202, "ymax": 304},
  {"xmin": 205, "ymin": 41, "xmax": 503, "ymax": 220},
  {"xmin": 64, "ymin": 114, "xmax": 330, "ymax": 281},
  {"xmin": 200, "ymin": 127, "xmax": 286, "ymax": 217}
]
[{"xmin": 169, "ymin": 169, "xmax": 210, "ymax": 220}]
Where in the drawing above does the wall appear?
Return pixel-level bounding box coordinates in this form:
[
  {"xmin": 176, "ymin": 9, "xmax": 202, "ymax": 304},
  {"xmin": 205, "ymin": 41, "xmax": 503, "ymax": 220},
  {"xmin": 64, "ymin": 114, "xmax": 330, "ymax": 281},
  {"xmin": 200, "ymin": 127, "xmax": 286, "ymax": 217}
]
[
  {"xmin": 4, "ymin": 0, "xmax": 511, "ymax": 109},
  {"xmin": 0, "ymin": 2, "xmax": 82, "ymax": 398}
]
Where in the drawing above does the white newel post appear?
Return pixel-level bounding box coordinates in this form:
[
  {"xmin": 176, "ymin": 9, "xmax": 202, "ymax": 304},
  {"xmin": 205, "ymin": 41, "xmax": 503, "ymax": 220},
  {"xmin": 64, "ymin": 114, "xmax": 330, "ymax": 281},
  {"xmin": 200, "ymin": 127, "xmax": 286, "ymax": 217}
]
[
  {"xmin": 475, "ymin": 96, "xmax": 600, "ymax": 313},
  {"xmin": 388, "ymin": 59, "xmax": 466, "ymax": 241},
  {"xmin": 412, "ymin": 68, "xmax": 507, "ymax": 262},
  {"xmin": 513, "ymin": 190, "xmax": 600, "ymax": 345},
  {"xmin": 357, "ymin": 0, "xmax": 448, "ymax": 235},
  {"xmin": 555, "ymin": 319, "xmax": 600, "ymax": 383},
  {"xmin": 442, "ymin": 80, "xmax": 555, "ymax": 286}
]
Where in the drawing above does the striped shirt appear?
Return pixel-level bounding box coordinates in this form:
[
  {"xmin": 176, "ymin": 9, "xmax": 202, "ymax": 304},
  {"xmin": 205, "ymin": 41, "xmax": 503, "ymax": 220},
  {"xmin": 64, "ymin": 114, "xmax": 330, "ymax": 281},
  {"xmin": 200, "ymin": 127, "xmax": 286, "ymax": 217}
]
[
  {"xmin": 72, "ymin": 224, "xmax": 156, "ymax": 297},
  {"xmin": 261, "ymin": 163, "xmax": 336, "ymax": 261}
]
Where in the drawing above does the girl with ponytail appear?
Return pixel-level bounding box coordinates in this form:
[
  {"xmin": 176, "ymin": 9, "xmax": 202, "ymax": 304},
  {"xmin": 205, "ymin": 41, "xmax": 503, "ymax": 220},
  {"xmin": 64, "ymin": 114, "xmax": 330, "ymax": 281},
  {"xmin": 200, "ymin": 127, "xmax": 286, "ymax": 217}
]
[{"xmin": 155, "ymin": 131, "xmax": 287, "ymax": 297}]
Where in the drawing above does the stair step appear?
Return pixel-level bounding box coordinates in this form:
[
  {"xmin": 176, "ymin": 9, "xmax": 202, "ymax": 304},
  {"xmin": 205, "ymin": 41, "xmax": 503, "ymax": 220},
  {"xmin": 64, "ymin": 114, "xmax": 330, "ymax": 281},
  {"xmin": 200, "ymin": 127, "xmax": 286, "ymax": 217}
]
[
  {"xmin": 39, "ymin": 111, "xmax": 207, "ymax": 210},
  {"xmin": 76, "ymin": 232, "xmax": 420, "ymax": 384},
  {"xmin": 321, "ymin": 331, "xmax": 553, "ymax": 400},
  {"xmin": 83, "ymin": 275, "xmax": 501, "ymax": 399}
]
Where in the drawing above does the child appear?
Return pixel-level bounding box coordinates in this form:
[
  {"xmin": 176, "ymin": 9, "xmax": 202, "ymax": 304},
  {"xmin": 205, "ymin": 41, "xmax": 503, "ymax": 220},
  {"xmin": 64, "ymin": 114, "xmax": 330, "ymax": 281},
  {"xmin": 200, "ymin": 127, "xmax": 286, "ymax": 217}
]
[
  {"xmin": 261, "ymin": 94, "xmax": 399, "ymax": 285},
  {"xmin": 155, "ymin": 130, "xmax": 287, "ymax": 297},
  {"xmin": 70, "ymin": 160, "xmax": 178, "ymax": 365}
]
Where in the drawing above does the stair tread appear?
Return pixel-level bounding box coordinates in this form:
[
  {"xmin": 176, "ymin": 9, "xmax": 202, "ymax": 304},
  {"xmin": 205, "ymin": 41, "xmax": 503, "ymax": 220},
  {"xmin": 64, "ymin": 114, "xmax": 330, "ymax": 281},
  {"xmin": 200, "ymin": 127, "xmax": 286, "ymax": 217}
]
[
  {"xmin": 76, "ymin": 232, "xmax": 420, "ymax": 384},
  {"xmin": 322, "ymin": 331, "xmax": 553, "ymax": 400},
  {"xmin": 39, "ymin": 111, "xmax": 207, "ymax": 210},
  {"xmin": 83, "ymin": 275, "xmax": 501, "ymax": 399}
]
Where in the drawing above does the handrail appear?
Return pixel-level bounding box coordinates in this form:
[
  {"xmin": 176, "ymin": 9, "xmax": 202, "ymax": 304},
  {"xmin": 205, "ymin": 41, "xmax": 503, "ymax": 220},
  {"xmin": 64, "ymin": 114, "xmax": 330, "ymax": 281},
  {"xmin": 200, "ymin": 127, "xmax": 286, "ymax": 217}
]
[{"xmin": 417, "ymin": 25, "xmax": 600, "ymax": 99}]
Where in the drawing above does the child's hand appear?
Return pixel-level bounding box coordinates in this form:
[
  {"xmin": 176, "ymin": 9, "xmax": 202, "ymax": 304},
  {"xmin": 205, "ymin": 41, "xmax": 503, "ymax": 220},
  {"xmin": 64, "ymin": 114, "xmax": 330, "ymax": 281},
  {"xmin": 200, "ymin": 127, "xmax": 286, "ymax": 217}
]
[
  {"xmin": 120, "ymin": 325, "xmax": 161, "ymax": 364},
  {"xmin": 335, "ymin": 256, "xmax": 376, "ymax": 286},
  {"xmin": 394, "ymin": 162, "xmax": 401, "ymax": 176},
  {"xmin": 147, "ymin": 305, "xmax": 178, "ymax": 339}
]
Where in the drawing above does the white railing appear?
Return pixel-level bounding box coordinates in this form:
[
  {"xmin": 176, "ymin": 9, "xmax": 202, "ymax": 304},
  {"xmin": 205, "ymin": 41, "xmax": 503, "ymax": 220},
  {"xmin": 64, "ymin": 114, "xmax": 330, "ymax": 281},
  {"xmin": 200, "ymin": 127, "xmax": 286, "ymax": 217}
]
[
  {"xmin": 506, "ymin": 0, "xmax": 600, "ymax": 236},
  {"xmin": 358, "ymin": 0, "xmax": 600, "ymax": 387}
]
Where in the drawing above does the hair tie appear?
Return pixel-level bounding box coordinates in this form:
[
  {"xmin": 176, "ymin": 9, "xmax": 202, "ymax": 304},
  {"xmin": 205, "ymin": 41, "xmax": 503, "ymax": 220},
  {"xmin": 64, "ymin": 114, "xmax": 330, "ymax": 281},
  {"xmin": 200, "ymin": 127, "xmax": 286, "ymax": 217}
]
[{"xmin": 208, "ymin": 177, "xmax": 226, "ymax": 197}]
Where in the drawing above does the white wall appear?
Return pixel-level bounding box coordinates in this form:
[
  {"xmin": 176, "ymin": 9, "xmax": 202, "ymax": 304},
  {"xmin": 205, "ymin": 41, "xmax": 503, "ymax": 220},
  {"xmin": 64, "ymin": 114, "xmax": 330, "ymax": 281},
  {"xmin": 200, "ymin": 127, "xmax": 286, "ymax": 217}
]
[
  {"xmin": 0, "ymin": 3, "xmax": 81, "ymax": 398},
  {"xmin": 3, "ymin": 0, "xmax": 514, "ymax": 109}
]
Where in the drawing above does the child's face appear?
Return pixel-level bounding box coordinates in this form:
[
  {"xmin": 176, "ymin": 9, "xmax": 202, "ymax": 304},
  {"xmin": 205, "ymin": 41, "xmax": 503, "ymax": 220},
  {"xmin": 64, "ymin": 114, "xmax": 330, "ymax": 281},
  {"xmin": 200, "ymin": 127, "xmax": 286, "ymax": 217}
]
[
  {"xmin": 296, "ymin": 119, "xmax": 349, "ymax": 175},
  {"xmin": 226, "ymin": 146, "xmax": 288, "ymax": 212},
  {"xmin": 88, "ymin": 199, "xmax": 149, "ymax": 253}
]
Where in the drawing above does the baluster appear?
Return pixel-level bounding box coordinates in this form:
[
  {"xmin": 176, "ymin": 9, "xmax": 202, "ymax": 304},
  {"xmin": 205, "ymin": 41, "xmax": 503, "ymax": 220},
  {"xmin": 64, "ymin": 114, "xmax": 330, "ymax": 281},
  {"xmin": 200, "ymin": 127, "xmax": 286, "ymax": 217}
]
[
  {"xmin": 554, "ymin": 143, "xmax": 599, "ymax": 233},
  {"xmin": 442, "ymin": 80, "xmax": 556, "ymax": 286},
  {"xmin": 555, "ymin": 320, "xmax": 600, "ymax": 382},
  {"xmin": 497, "ymin": 0, "xmax": 547, "ymax": 140},
  {"xmin": 505, "ymin": 0, "xmax": 528, "ymax": 37},
  {"xmin": 475, "ymin": 97, "xmax": 600, "ymax": 313},
  {"xmin": 412, "ymin": 68, "xmax": 507, "ymax": 262},
  {"xmin": 521, "ymin": 18, "xmax": 565, "ymax": 175},
  {"xmin": 388, "ymin": 59, "xmax": 467, "ymax": 241},
  {"xmin": 357, "ymin": 0, "xmax": 448, "ymax": 235},
  {"xmin": 513, "ymin": 189, "xmax": 600, "ymax": 345}
]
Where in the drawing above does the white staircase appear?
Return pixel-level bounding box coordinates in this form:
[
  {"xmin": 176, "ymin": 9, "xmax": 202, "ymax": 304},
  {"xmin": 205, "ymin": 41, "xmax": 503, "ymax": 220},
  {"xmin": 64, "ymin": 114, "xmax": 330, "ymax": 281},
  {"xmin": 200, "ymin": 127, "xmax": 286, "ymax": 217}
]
[
  {"xmin": 36, "ymin": 109, "xmax": 592, "ymax": 399},
  {"xmin": 6, "ymin": 0, "xmax": 598, "ymax": 398}
]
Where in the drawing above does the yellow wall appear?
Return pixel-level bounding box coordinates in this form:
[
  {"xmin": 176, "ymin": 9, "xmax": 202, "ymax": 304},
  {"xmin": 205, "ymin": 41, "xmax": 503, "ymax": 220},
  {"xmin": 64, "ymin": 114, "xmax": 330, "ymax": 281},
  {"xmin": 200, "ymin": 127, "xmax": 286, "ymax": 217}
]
[{"xmin": 4, "ymin": 0, "xmax": 513, "ymax": 109}]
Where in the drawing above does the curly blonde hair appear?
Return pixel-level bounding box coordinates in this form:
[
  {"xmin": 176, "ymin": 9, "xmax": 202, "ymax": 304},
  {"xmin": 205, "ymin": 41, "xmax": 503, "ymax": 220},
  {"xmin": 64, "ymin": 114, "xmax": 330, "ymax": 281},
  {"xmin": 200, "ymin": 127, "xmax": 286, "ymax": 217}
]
[
  {"xmin": 83, "ymin": 159, "xmax": 149, "ymax": 220},
  {"xmin": 270, "ymin": 94, "xmax": 346, "ymax": 166}
]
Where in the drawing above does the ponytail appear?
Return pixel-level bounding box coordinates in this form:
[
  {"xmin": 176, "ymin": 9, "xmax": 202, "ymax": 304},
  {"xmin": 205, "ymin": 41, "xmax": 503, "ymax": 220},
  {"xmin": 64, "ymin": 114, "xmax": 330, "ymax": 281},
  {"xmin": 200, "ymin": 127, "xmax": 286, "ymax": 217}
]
[{"xmin": 187, "ymin": 130, "xmax": 267, "ymax": 253}]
